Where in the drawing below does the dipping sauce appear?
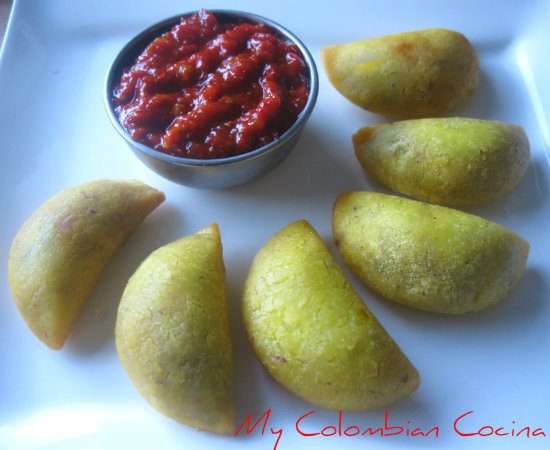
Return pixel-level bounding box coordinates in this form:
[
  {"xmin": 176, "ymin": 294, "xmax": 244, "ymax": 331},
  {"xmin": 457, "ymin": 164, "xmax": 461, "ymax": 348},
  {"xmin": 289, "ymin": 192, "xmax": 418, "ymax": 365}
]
[{"xmin": 112, "ymin": 9, "xmax": 310, "ymax": 159}]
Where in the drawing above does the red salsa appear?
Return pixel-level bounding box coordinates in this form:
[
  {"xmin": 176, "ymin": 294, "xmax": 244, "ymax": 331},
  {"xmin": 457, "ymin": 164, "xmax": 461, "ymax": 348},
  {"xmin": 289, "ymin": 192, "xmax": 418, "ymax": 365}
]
[{"xmin": 112, "ymin": 9, "xmax": 310, "ymax": 159}]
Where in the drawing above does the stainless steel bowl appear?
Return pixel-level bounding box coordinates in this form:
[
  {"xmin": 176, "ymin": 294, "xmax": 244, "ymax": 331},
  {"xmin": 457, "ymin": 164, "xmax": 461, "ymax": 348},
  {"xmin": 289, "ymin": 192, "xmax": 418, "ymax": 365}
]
[{"xmin": 104, "ymin": 10, "xmax": 318, "ymax": 189}]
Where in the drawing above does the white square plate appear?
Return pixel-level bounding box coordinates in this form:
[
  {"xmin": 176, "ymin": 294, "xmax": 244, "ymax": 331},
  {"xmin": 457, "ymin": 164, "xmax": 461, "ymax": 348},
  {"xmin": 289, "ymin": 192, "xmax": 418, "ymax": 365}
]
[{"xmin": 0, "ymin": 1, "xmax": 548, "ymax": 449}]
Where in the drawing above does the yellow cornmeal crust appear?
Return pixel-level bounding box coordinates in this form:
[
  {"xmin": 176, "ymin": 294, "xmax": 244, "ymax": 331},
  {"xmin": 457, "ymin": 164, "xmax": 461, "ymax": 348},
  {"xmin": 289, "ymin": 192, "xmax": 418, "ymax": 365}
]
[
  {"xmin": 353, "ymin": 118, "xmax": 530, "ymax": 206},
  {"xmin": 242, "ymin": 220, "xmax": 419, "ymax": 412},
  {"xmin": 115, "ymin": 224, "xmax": 235, "ymax": 435},
  {"xmin": 320, "ymin": 28, "xmax": 480, "ymax": 118},
  {"xmin": 8, "ymin": 179, "xmax": 165, "ymax": 350},
  {"xmin": 333, "ymin": 192, "xmax": 530, "ymax": 314}
]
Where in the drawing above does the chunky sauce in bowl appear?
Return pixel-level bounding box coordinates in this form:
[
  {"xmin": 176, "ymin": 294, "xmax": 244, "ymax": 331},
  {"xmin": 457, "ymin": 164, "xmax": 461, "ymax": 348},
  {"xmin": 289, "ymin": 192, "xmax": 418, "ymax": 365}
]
[{"xmin": 112, "ymin": 9, "xmax": 310, "ymax": 160}]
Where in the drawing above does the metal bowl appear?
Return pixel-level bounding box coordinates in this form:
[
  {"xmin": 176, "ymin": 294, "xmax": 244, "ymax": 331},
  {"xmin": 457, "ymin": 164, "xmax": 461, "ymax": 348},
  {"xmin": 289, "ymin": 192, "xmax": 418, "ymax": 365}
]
[{"xmin": 104, "ymin": 10, "xmax": 318, "ymax": 189}]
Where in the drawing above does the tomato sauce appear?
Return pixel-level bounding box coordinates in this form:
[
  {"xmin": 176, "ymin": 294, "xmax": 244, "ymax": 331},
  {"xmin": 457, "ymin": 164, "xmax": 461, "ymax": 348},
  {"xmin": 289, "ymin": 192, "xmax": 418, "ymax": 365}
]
[{"xmin": 112, "ymin": 9, "xmax": 310, "ymax": 159}]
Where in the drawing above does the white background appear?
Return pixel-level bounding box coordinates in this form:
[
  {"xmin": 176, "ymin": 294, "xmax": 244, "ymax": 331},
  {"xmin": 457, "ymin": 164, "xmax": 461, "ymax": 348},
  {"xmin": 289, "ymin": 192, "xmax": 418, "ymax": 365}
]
[{"xmin": 0, "ymin": 1, "xmax": 548, "ymax": 449}]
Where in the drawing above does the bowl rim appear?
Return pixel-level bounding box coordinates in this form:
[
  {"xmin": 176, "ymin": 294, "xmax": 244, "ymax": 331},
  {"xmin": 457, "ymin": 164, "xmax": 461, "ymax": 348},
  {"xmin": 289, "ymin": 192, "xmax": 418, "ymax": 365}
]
[{"xmin": 104, "ymin": 9, "xmax": 319, "ymax": 167}]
